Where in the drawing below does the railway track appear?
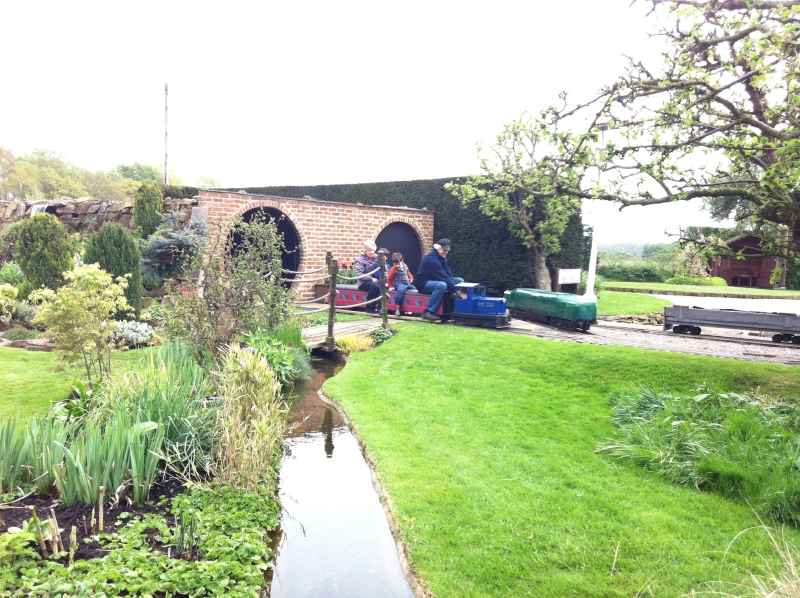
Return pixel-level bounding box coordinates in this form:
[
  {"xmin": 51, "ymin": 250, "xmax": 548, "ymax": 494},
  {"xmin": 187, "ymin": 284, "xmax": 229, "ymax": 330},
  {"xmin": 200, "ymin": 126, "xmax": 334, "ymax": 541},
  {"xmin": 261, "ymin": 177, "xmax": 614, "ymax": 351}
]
[{"xmin": 594, "ymin": 321, "xmax": 800, "ymax": 349}]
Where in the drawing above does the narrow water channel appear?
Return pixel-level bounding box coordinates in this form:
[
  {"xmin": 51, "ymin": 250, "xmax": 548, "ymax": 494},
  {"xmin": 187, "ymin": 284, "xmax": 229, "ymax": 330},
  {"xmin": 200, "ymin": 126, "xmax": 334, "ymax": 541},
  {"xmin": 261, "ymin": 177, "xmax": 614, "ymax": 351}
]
[{"xmin": 269, "ymin": 356, "xmax": 415, "ymax": 598}]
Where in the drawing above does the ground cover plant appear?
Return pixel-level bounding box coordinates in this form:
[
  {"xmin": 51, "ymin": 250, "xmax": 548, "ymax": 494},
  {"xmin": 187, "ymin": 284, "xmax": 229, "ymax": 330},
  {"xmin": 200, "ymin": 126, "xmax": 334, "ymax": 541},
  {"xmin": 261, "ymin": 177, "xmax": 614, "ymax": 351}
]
[
  {"xmin": 603, "ymin": 281, "xmax": 800, "ymax": 297},
  {"xmin": 597, "ymin": 290, "xmax": 671, "ymax": 316},
  {"xmin": 323, "ymin": 323, "xmax": 800, "ymax": 597},
  {"xmin": 0, "ymin": 342, "xmax": 285, "ymax": 597}
]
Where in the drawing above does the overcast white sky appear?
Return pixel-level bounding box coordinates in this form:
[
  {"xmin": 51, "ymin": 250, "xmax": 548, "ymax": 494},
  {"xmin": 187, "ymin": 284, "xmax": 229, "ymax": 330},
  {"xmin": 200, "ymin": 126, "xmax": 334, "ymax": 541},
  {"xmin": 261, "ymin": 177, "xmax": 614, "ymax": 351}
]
[{"xmin": 0, "ymin": 0, "xmax": 729, "ymax": 244}]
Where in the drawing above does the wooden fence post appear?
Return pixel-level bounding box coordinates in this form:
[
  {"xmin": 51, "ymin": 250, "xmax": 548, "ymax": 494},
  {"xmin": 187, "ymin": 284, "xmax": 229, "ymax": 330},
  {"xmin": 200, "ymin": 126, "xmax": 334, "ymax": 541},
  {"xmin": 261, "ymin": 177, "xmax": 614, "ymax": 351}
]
[
  {"xmin": 326, "ymin": 258, "xmax": 339, "ymax": 352},
  {"xmin": 378, "ymin": 254, "xmax": 390, "ymax": 330}
]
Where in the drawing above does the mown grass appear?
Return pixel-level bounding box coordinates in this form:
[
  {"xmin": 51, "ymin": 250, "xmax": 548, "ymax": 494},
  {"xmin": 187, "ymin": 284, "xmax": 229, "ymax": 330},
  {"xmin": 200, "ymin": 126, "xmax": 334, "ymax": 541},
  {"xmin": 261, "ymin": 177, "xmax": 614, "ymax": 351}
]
[
  {"xmin": 0, "ymin": 347, "xmax": 149, "ymax": 422},
  {"xmin": 597, "ymin": 290, "xmax": 672, "ymax": 315},
  {"xmin": 605, "ymin": 281, "xmax": 800, "ymax": 297},
  {"xmin": 323, "ymin": 323, "xmax": 800, "ymax": 597}
]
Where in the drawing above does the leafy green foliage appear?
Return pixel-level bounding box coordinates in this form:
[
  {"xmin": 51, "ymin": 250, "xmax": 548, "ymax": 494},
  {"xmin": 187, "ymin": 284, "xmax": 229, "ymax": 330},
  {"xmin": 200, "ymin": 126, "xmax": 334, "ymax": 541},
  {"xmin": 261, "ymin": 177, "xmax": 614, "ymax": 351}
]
[
  {"xmin": 0, "ymin": 221, "xmax": 24, "ymax": 262},
  {"xmin": 0, "ymin": 261, "xmax": 26, "ymax": 287},
  {"xmin": 445, "ymin": 112, "xmax": 589, "ymax": 289},
  {"xmin": 335, "ymin": 335, "xmax": 374, "ymax": 354},
  {"xmin": 14, "ymin": 214, "xmax": 74, "ymax": 291},
  {"xmin": 369, "ymin": 326, "xmax": 394, "ymax": 345},
  {"xmin": 168, "ymin": 214, "xmax": 293, "ymax": 369},
  {"xmin": 665, "ymin": 276, "xmax": 727, "ymax": 287},
  {"xmin": 599, "ymin": 386, "xmax": 800, "ymax": 526},
  {"xmin": 133, "ymin": 180, "xmax": 164, "ymax": 238},
  {"xmin": 1, "ymin": 327, "xmax": 40, "ymax": 341},
  {"xmin": 0, "ymin": 283, "xmax": 17, "ymax": 317},
  {"xmin": 84, "ymin": 222, "xmax": 143, "ymax": 318},
  {"xmin": 31, "ymin": 264, "xmax": 130, "ymax": 386},
  {"xmin": 142, "ymin": 216, "xmax": 207, "ymax": 277},
  {"xmin": 114, "ymin": 162, "xmax": 161, "ymax": 183},
  {"xmin": 244, "ymin": 325, "xmax": 310, "ymax": 387},
  {"xmin": 3, "ymin": 486, "xmax": 281, "ymax": 597},
  {"xmin": 597, "ymin": 265, "xmax": 669, "ymax": 282},
  {"xmin": 0, "ymin": 149, "xmax": 139, "ymax": 203}
]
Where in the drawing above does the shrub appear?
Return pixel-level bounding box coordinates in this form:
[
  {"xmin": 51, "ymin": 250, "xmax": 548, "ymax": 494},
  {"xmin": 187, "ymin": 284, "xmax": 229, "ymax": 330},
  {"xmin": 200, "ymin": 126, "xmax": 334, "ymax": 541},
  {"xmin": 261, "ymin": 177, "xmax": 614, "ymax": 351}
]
[
  {"xmin": 597, "ymin": 265, "xmax": 669, "ymax": 282},
  {"xmin": 335, "ymin": 335, "xmax": 373, "ymax": 354},
  {"xmin": 664, "ymin": 276, "xmax": 698, "ymax": 285},
  {"xmin": 0, "ymin": 221, "xmax": 24, "ymax": 263},
  {"xmin": 598, "ymin": 385, "xmax": 800, "ymax": 526},
  {"xmin": 2, "ymin": 327, "xmax": 40, "ymax": 341},
  {"xmin": 664, "ymin": 276, "xmax": 728, "ymax": 287},
  {"xmin": 0, "ymin": 283, "xmax": 17, "ymax": 317},
  {"xmin": 112, "ymin": 320, "xmax": 155, "ymax": 347},
  {"xmin": 141, "ymin": 303, "xmax": 167, "ymax": 327},
  {"xmin": 142, "ymin": 266, "xmax": 163, "ymax": 291},
  {"xmin": 168, "ymin": 214, "xmax": 293, "ymax": 369},
  {"xmin": 0, "ymin": 261, "xmax": 26, "ymax": 287},
  {"xmin": 212, "ymin": 345, "xmax": 284, "ymax": 492},
  {"xmin": 370, "ymin": 327, "xmax": 394, "ymax": 345},
  {"xmin": 11, "ymin": 301, "xmax": 37, "ymax": 328},
  {"xmin": 142, "ymin": 217, "xmax": 207, "ymax": 277},
  {"xmin": 31, "ymin": 263, "xmax": 130, "ymax": 386},
  {"xmin": 244, "ymin": 327, "xmax": 310, "ymax": 386},
  {"xmin": 133, "ymin": 179, "xmax": 164, "ymax": 238},
  {"xmin": 14, "ymin": 213, "xmax": 74, "ymax": 291},
  {"xmin": 84, "ymin": 222, "xmax": 143, "ymax": 318}
]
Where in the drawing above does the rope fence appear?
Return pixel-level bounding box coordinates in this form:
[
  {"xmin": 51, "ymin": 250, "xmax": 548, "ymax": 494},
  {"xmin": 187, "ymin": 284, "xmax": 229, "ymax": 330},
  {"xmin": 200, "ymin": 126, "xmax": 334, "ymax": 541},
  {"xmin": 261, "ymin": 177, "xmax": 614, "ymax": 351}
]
[{"xmin": 336, "ymin": 267, "xmax": 379, "ymax": 281}]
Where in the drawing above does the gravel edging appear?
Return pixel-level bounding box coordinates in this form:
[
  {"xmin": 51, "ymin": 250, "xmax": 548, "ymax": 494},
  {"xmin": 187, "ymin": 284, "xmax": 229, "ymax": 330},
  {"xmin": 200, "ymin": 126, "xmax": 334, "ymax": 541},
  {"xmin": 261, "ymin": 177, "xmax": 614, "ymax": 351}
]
[{"xmin": 317, "ymin": 388, "xmax": 431, "ymax": 598}]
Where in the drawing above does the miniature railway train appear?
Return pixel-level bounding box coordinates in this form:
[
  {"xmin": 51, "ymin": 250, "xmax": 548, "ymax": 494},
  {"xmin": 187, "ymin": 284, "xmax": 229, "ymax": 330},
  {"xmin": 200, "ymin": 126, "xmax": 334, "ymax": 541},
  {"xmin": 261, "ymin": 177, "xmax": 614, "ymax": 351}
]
[
  {"xmin": 329, "ymin": 283, "xmax": 598, "ymax": 331},
  {"xmin": 664, "ymin": 305, "xmax": 800, "ymax": 343}
]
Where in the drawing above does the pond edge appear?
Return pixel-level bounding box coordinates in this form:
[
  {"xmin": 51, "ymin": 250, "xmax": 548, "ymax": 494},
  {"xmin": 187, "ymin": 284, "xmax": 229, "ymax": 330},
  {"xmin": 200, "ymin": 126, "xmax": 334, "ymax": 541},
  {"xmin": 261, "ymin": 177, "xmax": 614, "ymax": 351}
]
[{"xmin": 317, "ymin": 387, "xmax": 431, "ymax": 598}]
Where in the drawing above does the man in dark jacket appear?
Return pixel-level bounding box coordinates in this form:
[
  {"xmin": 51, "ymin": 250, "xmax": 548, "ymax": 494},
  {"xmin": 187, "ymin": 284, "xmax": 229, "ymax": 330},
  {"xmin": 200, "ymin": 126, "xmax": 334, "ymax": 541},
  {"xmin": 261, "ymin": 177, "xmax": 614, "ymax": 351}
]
[{"xmin": 415, "ymin": 238, "xmax": 464, "ymax": 321}]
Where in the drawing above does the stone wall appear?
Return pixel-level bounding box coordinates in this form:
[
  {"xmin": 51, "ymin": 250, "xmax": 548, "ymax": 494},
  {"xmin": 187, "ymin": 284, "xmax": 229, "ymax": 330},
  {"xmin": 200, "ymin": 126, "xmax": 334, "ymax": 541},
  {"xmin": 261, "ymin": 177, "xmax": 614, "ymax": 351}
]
[
  {"xmin": 199, "ymin": 190, "xmax": 435, "ymax": 300},
  {"xmin": 0, "ymin": 196, "xmax": 199, "ymax": 233}
]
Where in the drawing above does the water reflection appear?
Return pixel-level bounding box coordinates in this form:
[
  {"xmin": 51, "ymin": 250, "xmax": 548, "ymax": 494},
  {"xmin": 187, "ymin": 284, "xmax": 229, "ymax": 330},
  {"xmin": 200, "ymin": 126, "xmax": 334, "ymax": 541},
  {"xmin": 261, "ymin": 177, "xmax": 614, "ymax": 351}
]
[{"xmin": 270, "ymin": 356, "xmax": 415, "ymax": 598}]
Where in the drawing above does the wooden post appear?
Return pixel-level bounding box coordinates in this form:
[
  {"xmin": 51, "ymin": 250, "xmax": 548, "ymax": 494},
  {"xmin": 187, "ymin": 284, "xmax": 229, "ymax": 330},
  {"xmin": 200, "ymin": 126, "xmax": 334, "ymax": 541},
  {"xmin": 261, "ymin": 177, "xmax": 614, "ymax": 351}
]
[
  {"xmin": 378, "ymin": 254, "xmax": 390, "ymax": 330},
  {"xmin": 325, "ymin": 258, "xmax": 338, "ymax": 352},
  {"xmin": 325, "ymin": 250, "xmax": 332, "ymax": 266}
]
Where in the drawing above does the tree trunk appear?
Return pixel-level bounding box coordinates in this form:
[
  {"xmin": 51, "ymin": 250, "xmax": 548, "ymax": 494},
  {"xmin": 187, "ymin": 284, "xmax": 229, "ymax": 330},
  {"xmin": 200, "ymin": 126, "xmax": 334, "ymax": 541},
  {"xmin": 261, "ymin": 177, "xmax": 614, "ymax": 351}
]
[{"xmin": 531, "ymin": 244, "xmax": 552, "ymax": 290}]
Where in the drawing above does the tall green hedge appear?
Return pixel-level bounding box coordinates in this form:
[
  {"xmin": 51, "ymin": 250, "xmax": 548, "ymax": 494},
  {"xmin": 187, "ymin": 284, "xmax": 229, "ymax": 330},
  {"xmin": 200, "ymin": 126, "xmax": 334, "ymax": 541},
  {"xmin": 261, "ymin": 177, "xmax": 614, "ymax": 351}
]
[
  {"xmin": 229, "ymin": 179, "xmax": 583, "ymax": 295},
  {"xmin": 84, "ymin": 222, "xmax": 143, "ymax": 318},
  {"xmin": 15, "ymin": 213, "xmax": 74, "ymax": 291}
]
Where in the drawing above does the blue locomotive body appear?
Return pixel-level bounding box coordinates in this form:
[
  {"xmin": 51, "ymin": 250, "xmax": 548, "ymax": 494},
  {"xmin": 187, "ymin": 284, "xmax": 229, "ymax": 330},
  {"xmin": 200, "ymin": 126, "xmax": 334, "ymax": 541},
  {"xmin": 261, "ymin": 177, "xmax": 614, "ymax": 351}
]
[{"xmin": 453, "ymin": 283, "xmax": 511, "ymax": 328}]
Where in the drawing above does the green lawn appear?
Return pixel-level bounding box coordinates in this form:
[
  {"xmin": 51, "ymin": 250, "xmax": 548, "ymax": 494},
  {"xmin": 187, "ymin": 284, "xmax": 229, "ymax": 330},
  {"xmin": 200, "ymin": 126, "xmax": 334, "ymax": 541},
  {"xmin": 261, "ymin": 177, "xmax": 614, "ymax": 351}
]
[
  {"xmin": 597, "ymin": 290, "xmax": 672, "ymax": 315},
  {"xmin": 323, "ymin": 323, "xmax": 800, "ymax": 597},
  {"xmin": 0, "ymin": 347, "xmax": 150, "ymax": 421},
  {"xmin": 605, "ymin": 281, "xmax": 800, "ymax": 297}
]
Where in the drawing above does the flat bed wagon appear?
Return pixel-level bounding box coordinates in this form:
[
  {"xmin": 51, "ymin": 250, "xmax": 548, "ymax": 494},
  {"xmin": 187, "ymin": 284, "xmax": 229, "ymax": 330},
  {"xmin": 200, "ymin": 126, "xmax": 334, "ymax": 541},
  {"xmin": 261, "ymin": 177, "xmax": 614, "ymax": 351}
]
[{"xmin": 663, "ymin": 305, "xmax": 800, "ymax": 343}]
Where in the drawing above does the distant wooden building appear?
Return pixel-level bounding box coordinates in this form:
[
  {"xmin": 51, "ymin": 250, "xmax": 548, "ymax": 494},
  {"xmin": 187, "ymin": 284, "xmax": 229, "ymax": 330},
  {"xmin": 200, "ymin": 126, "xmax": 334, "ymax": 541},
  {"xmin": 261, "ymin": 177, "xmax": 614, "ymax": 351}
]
[{"xmin": 710, "ymin": 234, "xmax": 784, "ymax": 288}]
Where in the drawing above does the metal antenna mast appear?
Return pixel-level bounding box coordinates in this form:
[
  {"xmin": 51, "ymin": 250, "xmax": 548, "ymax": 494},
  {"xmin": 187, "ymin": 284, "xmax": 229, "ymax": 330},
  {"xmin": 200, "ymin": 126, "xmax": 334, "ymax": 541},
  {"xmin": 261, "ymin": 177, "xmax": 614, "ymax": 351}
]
[{"xmin": 164, "ymin": 83, "xmax": 169, "ymax": 185}]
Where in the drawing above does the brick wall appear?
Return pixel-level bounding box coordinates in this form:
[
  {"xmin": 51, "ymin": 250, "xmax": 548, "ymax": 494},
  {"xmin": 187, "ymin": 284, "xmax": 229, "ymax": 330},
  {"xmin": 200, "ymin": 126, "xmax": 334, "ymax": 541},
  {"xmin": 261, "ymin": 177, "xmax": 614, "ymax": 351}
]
[{"xmin": 198, "ymin": 190, "xmax": 435, "ymax": 299}]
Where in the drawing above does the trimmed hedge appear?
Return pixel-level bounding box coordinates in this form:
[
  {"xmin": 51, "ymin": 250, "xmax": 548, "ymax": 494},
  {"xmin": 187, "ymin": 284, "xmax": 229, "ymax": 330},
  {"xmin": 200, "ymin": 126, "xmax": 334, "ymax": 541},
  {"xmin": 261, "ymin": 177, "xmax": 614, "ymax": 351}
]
[
  {"xmin": 598, "ymin": 265, "xmax": 669, "ymax": 282},
  {"xmin": 664, "ymin": 276, "xmax": 727, "ymax": 287},
  {"xmin": 227, "ymin": 179, "xmax": 583, "ymax": 295},
  {"xmin": 15, "ymin": 214, "xmax": 74, "ymax": 291}
]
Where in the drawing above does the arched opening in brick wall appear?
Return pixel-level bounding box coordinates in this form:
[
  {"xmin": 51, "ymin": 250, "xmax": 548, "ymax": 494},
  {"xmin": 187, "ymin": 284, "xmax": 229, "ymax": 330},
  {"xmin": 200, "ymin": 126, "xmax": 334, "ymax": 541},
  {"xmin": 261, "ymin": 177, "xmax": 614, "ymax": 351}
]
[
  {"xmin": 237, "ymin": 207, "xmax": 301, "ymax": 284},
  {"xmin": 375, "ymin": 222, "xmax": 423, "ymax": 275}
]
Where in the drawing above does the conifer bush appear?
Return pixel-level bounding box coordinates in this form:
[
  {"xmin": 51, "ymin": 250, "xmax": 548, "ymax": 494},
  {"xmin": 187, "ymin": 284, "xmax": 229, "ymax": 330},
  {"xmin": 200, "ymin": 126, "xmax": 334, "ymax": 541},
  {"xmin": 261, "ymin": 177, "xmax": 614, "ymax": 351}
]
[
  {"xmin": 14, "ymin": 214, "xmax": 73, "ymax": 291},
  {"xmin": 84, "ymin": 222, "xmax": 143, "ymax": 318},
  {"xmin": 134, "ymin": 179, "xmax": 164, "ymax": 238}
]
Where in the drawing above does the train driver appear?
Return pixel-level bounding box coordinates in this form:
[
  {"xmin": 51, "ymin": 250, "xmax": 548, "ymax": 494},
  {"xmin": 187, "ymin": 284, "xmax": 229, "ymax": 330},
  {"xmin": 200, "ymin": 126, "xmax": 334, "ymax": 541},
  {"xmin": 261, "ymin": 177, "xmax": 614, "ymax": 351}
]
[{"xmin": 414, "ymin": 238, "xmax": 464, "ymax": 321}]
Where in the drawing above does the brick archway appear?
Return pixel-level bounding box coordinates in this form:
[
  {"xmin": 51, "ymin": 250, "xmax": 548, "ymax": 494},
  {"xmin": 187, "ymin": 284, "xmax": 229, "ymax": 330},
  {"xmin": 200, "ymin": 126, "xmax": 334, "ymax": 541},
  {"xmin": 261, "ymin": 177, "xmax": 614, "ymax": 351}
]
[{"xmin": 198, "ymin": 190, "xmax": 434, "ymax": 299}]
